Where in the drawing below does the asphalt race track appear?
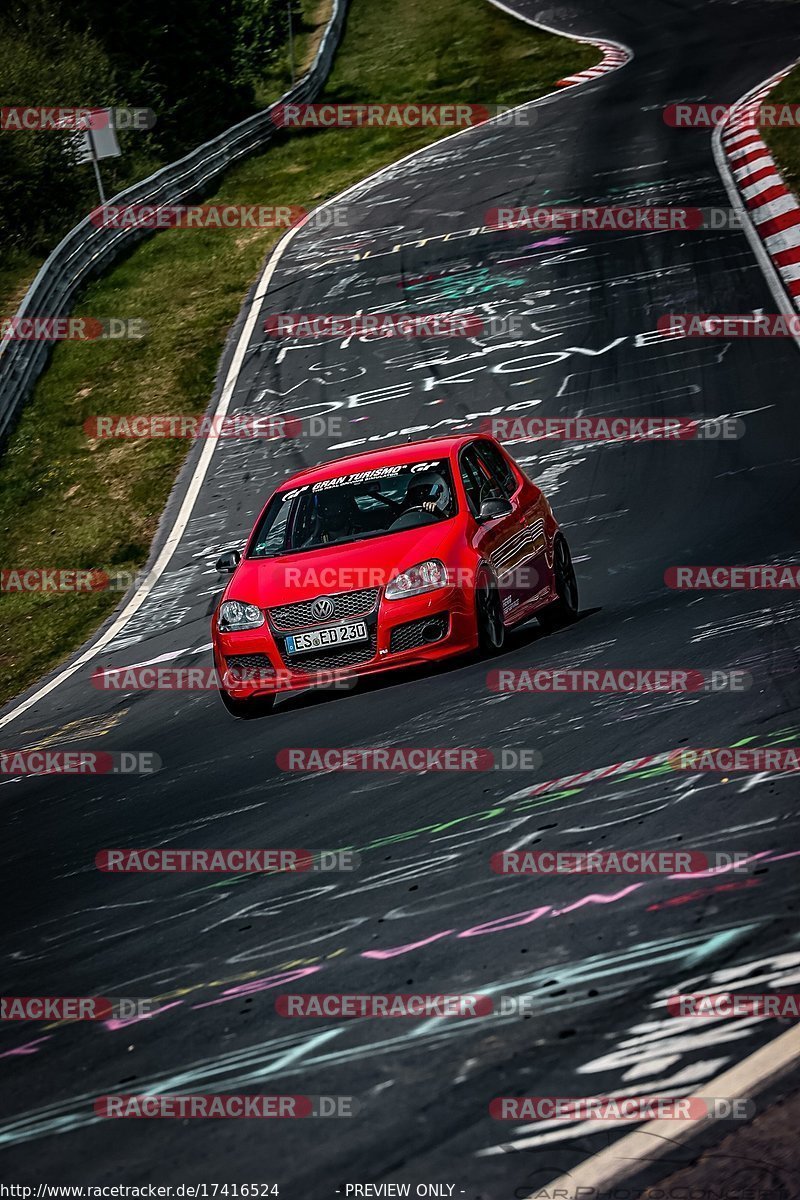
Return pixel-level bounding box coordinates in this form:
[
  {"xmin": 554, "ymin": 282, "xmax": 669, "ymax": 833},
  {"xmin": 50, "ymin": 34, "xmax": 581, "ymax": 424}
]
[{"xmin": 3, "ymin": 0, "xmax": 800, "ymax": 1194}]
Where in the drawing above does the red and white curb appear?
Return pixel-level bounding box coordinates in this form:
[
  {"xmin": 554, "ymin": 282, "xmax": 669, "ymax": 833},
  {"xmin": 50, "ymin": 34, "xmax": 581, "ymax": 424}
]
[
  {"xmin": 506, "ymin": 752, "xmax": 671, "ymax": 801},
  {"xmin": 488, "ymin": 2, "xmax": 632, "ymax": 91},
  {"xmin": 716, "ymin": 60, "xmax": 800, "ymax": 314},
  {"xmin": 558, "ymin": 40, "xmax": 631, "ymax": 87}
]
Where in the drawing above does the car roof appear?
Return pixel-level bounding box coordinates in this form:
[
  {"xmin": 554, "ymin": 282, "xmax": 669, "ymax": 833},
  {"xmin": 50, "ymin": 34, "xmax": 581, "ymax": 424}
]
[{"xmin": 276, "ymin": 434, "xmax": 481, "ymax": 489}]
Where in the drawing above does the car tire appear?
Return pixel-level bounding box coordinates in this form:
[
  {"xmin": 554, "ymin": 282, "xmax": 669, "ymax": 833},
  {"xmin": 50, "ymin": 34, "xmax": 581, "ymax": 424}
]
[
  {"xmin": 475, "ymin": 568, "xmax": 506, "ymax": 655},
  {"xmin": 538, "ymin": 535, "xmax": 579, "ymax": 631},
  {"xmin": 217, "ymin": 688, "xmax": 275, "ymax": 719}
]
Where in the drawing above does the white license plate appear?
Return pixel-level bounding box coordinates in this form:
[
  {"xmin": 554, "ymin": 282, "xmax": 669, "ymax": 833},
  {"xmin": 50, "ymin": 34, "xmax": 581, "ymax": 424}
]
[{"xmin": 286, "ymin": 622, "xmax": 368, "ymax": 655}]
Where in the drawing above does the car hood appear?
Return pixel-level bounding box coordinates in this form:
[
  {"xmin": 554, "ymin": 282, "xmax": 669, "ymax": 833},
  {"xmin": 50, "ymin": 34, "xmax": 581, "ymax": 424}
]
[{"xmin": 225, "ymin": 521, "xmax": 461, "ymax": 608}]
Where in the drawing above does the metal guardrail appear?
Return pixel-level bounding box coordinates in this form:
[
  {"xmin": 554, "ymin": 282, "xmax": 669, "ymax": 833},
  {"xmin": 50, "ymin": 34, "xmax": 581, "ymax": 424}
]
[{"xmin": 0, "ymin": 0, "xmax": 349, "ymax": 445}]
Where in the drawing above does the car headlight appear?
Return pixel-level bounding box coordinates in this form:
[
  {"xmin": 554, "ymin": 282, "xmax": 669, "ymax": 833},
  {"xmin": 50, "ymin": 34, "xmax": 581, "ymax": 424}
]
[
  {"xmin": 218, "ymin": 600, "xmax": 265, "ymax": 631},
  {"xmin": 385, "ymin": 559, "xmax": 449, "ymax": 600}
]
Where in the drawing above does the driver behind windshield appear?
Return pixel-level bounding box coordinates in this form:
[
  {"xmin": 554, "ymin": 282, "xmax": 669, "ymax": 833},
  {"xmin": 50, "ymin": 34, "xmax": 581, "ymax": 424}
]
[
  {"xmin": 402, "ymin": 471, "xmax": 453, "ymax": 517},
  {"xmin": 248, "ymin": 461, "xmax": 458, "ymax": 558},
  {"xmin": 305, "ymin": 488, "xmax": 363, "ymax": 545}
]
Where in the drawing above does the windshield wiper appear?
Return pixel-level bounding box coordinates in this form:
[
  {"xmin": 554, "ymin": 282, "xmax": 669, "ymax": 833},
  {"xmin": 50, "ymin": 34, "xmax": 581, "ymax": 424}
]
[
  {"xmin": 298, "ymin": 530, "xmax": 389, "ymax": 552},
  {"xmin": 254, "ymin": 530, "xmax": 387, "ymax": 558}
]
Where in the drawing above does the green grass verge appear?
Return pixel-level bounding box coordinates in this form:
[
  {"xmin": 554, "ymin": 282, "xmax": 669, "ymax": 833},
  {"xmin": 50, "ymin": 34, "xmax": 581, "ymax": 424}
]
[
  {"xmin": 0, "ymin": 247, "xmax": 43, "ymax": 322},
  {"xmin": 0, "ymin": 0, "xmax": 597, "ymax": 708},
  {"xmin": 256, "ymin": 0, "xmax": 336, "ymax": 105},
  {"xmin": 762, "ymin": 70, "xmax": 800, "ymax": 194}
]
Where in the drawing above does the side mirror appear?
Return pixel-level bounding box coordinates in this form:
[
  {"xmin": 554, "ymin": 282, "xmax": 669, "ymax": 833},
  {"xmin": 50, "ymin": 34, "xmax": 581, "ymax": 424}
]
[
  {"xmin": 215, "ymin": 549, "xmax": 241, "ymax": 573},
  {"xmin": 478, "ymin": 496, "xmax": 512, "ymax": 523}
]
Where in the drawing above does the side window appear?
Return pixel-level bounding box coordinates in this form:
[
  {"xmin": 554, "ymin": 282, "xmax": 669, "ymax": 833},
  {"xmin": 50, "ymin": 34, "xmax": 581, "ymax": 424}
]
[
  {"xmin": 459, "ymin": 445, "xmax": 500, "ymax": 517},
  {"xmin": 476, "ymin": 441, "xmax": 517, "ymax": 499}
]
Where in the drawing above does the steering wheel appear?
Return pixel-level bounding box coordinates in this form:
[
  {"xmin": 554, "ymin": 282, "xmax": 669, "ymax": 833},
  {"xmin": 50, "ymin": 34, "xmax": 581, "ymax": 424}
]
[{"xmin": 388, "ymin": 506, "xmax": 437, "ymax": 531}]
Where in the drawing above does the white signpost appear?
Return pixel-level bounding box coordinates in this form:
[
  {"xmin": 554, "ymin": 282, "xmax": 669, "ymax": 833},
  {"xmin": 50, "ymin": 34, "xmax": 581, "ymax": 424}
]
[{"xmin": 76, "ymin": 110, "xmax": 121, "ymax": 205}]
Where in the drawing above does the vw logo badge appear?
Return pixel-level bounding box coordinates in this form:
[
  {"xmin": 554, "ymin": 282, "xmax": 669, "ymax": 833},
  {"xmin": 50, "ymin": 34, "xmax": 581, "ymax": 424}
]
[{"xmin": 311, "ymin": 597, "xmax": 335, "ymax": 621}]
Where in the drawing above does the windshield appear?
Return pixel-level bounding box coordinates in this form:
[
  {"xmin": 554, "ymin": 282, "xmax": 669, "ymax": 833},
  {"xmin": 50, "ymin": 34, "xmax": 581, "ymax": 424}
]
[{"xmin": 248, "ymin": 459, "xmax": 458, "ymax": 558}]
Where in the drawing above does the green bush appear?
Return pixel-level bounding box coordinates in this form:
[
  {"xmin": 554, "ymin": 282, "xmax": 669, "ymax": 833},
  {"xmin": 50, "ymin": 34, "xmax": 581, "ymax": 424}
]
[{"xmin": 0, "ymin": 0, "xmax": 295, "ymax": 257}]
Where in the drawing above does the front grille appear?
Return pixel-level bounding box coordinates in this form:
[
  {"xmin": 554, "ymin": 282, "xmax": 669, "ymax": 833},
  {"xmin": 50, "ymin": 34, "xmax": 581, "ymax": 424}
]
[
  {"xmin": 389, "ymin": 613, "xmax": 449, "ymax": 654},
  {"xmin": 279, "ymin": 630, "xmax": 378, "ymax": 673},
  {"xmin": 269, "ymin": 587, "xmax": 380, "ymax": 631},
  {"xmin": 224, "ymin": 653, "xmax": 275, "ymax": 682}
]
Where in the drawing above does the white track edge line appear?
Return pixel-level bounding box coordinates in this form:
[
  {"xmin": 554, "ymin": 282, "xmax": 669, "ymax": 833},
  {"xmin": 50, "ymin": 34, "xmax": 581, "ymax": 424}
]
[{"xmin": 527, "ymin": 1021, "xmax": 800, "ymax": 1198}]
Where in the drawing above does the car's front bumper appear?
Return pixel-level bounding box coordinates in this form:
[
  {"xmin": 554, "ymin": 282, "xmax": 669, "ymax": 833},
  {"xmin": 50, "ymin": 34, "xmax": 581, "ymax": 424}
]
[{"xmin": 213, "ymin": 586, "xmax": 476, "ymax": 699}]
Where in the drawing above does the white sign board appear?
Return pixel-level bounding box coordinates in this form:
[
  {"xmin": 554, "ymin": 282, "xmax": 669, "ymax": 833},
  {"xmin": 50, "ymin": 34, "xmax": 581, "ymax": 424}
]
[{"xmin": 78, "ymin": 111, "xmax": 121, "ymax": 163}]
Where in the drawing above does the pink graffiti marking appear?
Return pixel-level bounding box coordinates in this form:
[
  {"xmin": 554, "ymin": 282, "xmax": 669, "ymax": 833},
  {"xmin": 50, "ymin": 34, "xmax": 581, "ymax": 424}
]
[
  {"xmin": 191, "ymin": 965, "xmax": 322, "ymax": 1009},
  {"xmin": 363, "ymin": 883, "xmax": 644, "ymax": 960},
  {"xmin": 0, "ymin": 1036, "xmax": 53, "ymax": 1059},
  {"xmin": 362, "ymin": 931, "xmax": 455, "ymax": 961},
  {"xmin": 102, "ymin": 1001, "xmax": 184, "ymax": 1031},
  {"xmin": 667, "ymin": 851, "xmax": 773, "ymax": 880}
]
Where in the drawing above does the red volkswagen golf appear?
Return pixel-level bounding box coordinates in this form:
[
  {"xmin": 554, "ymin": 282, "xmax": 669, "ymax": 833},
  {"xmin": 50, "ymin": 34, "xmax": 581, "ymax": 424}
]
[{"xmin": 211, "ymin": 434, "xmax": 578, "ymax": 716}]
